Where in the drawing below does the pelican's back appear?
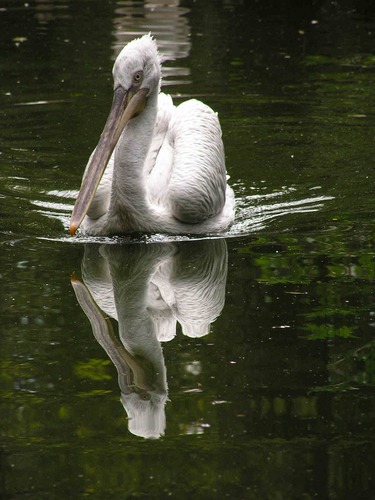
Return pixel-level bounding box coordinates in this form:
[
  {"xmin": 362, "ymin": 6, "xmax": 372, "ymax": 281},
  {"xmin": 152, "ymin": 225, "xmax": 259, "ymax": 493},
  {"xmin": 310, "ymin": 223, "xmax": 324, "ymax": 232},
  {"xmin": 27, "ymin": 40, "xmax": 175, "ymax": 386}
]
[{"xmin": 166, "ymin": 99, "xmax": 227, "ymax": 224}]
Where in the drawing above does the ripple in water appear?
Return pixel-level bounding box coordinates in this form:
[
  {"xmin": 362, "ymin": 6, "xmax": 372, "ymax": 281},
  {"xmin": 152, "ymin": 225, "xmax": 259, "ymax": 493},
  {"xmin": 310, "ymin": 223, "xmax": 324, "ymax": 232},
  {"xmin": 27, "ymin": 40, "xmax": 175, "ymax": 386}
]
[{"xmin": 35, "ymin": 186, "xmax": 334, "ymax": 244}]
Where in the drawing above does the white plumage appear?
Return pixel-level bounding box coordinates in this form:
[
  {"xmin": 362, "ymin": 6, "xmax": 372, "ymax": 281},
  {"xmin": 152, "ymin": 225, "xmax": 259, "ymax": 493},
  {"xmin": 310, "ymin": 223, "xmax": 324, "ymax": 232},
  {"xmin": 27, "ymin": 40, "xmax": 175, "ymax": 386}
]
[{"xmin": 70, "ymin": 34, "xmax": 235, "ymax": 236}]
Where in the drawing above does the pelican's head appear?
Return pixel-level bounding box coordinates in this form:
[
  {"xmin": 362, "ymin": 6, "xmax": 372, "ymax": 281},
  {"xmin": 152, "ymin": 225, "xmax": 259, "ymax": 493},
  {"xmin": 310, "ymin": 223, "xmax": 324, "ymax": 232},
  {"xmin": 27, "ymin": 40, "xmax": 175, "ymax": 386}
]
[
  {"xmin": 69, "ymin": 34, "xmax": 161, "ymax": 236},
  {"xmin": 113, "ymin": 34, "xmax": 161, "ymax": 97}
]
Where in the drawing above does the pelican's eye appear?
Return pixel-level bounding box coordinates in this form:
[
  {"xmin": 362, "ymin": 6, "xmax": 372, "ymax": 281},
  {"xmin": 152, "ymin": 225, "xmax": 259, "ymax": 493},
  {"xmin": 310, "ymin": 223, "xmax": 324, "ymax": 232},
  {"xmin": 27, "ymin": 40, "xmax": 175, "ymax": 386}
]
[{"xmin": 133, "ymin": 71, "xmax": 143, "ymax": 85}]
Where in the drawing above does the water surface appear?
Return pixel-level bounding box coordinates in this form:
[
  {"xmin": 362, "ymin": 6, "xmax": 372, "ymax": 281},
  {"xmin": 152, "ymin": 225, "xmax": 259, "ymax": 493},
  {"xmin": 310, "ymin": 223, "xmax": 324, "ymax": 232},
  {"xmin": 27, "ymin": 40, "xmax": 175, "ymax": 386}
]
[{"xmin": 1, "ymin": 1, "xmax": 375, "ymax": 498}]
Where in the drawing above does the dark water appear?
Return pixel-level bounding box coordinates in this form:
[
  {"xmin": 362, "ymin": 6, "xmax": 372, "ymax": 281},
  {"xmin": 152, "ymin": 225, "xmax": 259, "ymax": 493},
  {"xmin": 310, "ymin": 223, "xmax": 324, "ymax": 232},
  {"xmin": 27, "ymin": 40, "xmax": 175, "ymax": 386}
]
[{"xmin": 1, "ymin": 1, "xmax": 375, "ymax": 498}]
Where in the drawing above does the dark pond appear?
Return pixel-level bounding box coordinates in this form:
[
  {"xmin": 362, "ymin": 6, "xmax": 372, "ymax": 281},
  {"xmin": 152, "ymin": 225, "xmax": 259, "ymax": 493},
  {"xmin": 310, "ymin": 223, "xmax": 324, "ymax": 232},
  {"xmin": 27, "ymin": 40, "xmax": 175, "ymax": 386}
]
[{"xmin": 1, "ymin": 0, "xmax": 375, "ymax": 498}]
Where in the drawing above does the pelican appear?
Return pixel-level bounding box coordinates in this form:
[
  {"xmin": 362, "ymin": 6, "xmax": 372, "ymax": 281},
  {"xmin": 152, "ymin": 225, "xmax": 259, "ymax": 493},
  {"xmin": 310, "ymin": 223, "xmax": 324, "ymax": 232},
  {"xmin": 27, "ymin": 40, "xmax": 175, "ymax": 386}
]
[{"xmin": 70, "ymin": 34, "xmax": 235, "ymax": 236}]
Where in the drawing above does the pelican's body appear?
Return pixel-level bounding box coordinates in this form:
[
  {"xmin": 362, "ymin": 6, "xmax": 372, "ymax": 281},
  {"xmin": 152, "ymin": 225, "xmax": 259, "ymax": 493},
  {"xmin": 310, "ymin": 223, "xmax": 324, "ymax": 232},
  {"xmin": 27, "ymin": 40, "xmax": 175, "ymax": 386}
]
[{"xmin": 70, "ymin": 35, "xmax": 234, "ymax": 236}]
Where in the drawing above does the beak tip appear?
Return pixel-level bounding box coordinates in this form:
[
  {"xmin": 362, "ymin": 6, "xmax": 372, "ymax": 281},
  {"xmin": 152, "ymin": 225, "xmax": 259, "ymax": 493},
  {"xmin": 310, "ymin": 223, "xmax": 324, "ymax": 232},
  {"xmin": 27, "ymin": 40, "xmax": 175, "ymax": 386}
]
[{"xmin": 69, "ymin": 222, "xmax": 77, "ymax": 236}]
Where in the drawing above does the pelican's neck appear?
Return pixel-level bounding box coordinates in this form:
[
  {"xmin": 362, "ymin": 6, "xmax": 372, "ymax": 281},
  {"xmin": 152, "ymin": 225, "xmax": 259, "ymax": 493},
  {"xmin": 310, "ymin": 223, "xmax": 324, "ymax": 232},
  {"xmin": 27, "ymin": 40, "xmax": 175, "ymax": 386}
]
[{"xmin": 108, "ymin": 91, "xmax": 158, "ymax": 231}]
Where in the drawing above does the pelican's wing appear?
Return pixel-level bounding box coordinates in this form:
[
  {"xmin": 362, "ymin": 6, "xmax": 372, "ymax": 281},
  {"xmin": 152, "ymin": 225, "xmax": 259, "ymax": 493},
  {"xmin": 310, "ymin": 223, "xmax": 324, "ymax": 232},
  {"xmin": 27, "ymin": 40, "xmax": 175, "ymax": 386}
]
[
  {"xmin": 145, "ymin": 93, "xmax": 175, "ymax": 206},
  {"xmin": 144, "ymin": 93, "xmax": 175, "ymax": 175},
  {"xmin": 167, "ymin": 99, "xmax": 227, "ymax": 224}
]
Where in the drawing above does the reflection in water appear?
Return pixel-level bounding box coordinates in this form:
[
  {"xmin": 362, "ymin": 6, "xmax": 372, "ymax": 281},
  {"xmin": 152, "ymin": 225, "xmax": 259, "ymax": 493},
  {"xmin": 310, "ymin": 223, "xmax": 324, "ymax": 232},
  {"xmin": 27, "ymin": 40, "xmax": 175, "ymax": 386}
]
[
  {"xmin": 112, "ymin": 1, "xmax": 191, "ymax": 86},
  {"xmin": 72, "ymin": 239, "xmax": 228, "ymax": 438},
  {"xmin": 34, "ymin": 0, "xmax": 69, "ymax": 26}
]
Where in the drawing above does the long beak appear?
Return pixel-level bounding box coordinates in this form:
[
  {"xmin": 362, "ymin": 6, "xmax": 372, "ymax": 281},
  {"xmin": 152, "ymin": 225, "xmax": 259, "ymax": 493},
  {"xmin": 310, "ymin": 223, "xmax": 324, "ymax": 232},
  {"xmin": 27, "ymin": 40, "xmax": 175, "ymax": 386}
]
[{"xmin": 69, "ymin": 86, "xmax": 148, "ymax": 236}]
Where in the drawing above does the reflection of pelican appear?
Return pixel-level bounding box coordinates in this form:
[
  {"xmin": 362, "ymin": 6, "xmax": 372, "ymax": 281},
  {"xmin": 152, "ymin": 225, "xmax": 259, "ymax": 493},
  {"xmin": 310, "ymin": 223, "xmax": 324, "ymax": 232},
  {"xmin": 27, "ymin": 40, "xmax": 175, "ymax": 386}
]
[
  {"xmin": 70, "ymin": 34, "xmax": 235, "ymax": 236},
  {"xmin": 72, "ymin": 240, "xmax": 228, "ymax": 438},
  {"xmin": 112, "ymin": 1, "xmax": 191, "ymax": 64}
]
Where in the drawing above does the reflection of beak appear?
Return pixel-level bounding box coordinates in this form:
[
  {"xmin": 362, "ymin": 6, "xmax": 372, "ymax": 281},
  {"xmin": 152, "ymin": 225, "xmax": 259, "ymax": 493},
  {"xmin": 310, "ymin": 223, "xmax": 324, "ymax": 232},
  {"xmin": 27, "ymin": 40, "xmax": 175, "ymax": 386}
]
[
  {"xmin": 69, "ymin": 86, "xmax": 149, "ymax": 236},
  {"xmin": 71, "ymin": 272, "xmax": 155, "ymax": 394}
]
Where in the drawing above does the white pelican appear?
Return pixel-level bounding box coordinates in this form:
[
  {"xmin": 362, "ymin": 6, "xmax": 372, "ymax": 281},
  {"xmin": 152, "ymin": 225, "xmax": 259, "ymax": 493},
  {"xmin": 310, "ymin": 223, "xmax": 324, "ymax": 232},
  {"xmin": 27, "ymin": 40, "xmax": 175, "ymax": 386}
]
[{"xmin": 70, "ymin": 34, "xmax": 235, "ymax": 236}]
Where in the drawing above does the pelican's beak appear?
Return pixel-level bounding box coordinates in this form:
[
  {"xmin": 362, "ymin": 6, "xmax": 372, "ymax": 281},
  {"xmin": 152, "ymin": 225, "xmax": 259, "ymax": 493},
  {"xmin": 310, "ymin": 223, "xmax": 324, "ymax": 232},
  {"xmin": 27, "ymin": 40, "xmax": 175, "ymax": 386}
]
[{"xmin": 69, "ymin": 86, "xmax": 148, "ymax": 236}]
